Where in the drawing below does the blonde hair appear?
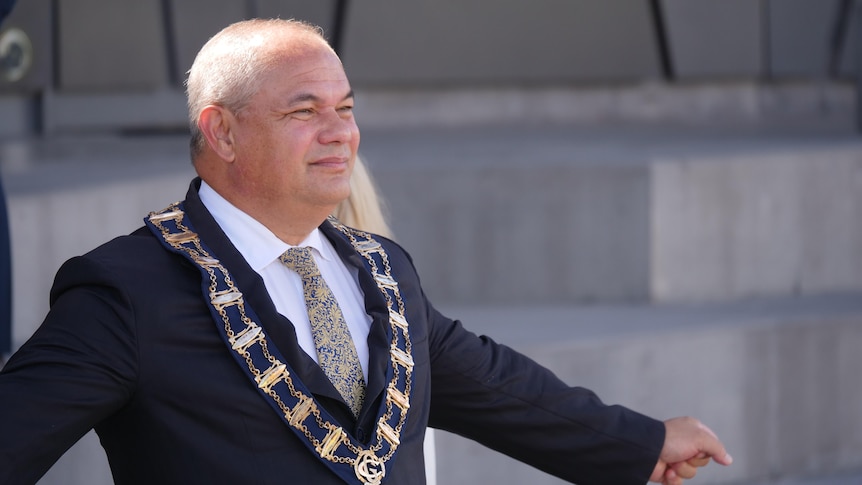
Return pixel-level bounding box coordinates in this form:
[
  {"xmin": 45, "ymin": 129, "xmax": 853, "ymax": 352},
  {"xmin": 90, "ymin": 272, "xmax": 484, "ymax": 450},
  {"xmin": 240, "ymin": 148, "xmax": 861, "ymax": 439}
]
[{"xmin": 333, "ymin": 155, "xmax": 393, "ymax": 239}]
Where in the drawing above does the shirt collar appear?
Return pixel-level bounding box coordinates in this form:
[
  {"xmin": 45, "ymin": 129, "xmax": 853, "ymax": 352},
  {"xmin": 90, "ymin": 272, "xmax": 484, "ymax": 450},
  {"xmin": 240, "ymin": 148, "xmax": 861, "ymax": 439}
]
[{"xmin": 198, "ymin": 181, "xmax": 333, "ymax": 272}]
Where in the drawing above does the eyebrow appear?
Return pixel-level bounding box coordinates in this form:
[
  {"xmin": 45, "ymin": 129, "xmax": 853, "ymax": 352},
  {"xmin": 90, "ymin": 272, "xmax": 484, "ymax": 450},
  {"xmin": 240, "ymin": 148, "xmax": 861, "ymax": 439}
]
[{"xmin": 287, "ymin": 90, "xmax": 354, "ymax": 106}]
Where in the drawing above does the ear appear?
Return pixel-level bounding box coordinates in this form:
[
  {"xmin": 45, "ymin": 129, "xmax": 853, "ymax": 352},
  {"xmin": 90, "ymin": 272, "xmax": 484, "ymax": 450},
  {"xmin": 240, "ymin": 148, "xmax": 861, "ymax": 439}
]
[{"xmin": 198, "ymin": 105, "xmax": 237, "ymax": 162}]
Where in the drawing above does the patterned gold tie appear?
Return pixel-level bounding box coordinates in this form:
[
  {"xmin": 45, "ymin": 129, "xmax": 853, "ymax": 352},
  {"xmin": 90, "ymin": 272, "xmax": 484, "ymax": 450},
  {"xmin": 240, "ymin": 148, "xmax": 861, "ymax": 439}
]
[{"xmin": 280, "ymin": 247, "xmax": 366, "ymax": 417}]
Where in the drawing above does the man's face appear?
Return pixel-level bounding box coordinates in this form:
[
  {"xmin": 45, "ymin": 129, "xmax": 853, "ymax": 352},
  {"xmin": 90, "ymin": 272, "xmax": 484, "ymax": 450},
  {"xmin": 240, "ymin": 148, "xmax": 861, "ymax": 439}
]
[{"xmin": 227, "ymin": 40, "xmax": 359, "ymax": 214}]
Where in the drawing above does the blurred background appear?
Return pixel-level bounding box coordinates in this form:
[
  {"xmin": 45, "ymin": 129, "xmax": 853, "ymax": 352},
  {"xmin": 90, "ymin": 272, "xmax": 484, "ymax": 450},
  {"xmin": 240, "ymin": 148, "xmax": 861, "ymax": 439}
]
[{"xmin": 1, "ymin": 1, "xmax": 862, "ymax": 484}]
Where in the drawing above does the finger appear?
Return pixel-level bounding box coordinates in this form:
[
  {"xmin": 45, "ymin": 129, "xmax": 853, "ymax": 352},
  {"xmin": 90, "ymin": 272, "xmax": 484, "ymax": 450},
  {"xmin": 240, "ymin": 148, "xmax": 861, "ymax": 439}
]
[
  {"xmin": 709, "ymin": 449, "xmax": 733, "ymax": 466},
  {"xmin": 650, "ymin": 460, "xmax": 668, "ymax": 482},
  {"xmin": 687, "ymin": 456, "xmax": 711, "ymax": 468},
  {"xmin": 695, "ymin": 424, "xmax": 733, "ymax": 466},
  {"xmin": 663, "ymin": 468, "xmax": 683, "ymax": 485},
  {"xmin": 672, "ymin": 461, "xmax": 699, "ymax": 480}
]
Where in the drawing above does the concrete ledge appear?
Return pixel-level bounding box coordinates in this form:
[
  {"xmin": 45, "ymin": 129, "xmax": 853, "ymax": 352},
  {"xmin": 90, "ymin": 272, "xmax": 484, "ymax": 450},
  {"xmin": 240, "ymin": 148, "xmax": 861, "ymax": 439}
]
[
  {"xmin": 435, "ymin": 295, "xmax": 862, "ymax": 484},
  {"xmin": 2, "ymin": 81, "xmax": 853, "ymax": 137},
  {"xmin": 354, "ymin": 82, "xmax": 856, "ymax": 129},
  {"xmin": 650, "ymin": 145, "xmax": 862, "ymax": 302},
  {"xmin": 363, "ymin": 124, "xmax": 862, "ymax": 304}
]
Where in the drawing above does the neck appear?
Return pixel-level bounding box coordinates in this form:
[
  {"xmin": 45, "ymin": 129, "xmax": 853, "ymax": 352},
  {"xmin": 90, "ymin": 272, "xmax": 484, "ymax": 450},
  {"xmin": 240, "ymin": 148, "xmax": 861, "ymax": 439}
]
[
  {"xmin": 261, "ymin": 211, "xmax": 330, "ymax": 246},
  {"xmin": 198, "ymin": 175, "xmax": 334, "ymax": 246},
  {"xmin": 232, "ymin": 198, "xmax": 333, "ymax": 246}
]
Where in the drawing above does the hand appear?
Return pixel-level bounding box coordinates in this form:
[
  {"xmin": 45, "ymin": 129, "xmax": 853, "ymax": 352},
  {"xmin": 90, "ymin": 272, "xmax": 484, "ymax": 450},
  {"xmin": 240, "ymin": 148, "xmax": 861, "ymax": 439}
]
[{"xmin": 649, "ymin": 416, "xmax": 732, "ymax": 485}]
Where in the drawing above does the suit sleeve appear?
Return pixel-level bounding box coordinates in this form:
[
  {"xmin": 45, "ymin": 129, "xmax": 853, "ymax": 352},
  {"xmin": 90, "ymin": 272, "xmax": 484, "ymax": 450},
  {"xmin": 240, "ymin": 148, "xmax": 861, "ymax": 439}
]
[
  {"xmin": 0, "ymin": 255, "xmax": 138, "ymax": 485},
  {"xmin": 425, "ymin": 306, "xmax": 664, "ymax": 484},
  {"xmin": 374, "ymin": 237, "xmax": 665, "ymax": 485}
]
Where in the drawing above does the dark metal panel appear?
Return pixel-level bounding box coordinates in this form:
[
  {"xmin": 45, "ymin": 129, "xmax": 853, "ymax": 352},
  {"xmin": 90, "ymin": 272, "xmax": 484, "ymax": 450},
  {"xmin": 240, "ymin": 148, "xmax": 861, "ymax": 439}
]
[
  {"xmin": 57, "ymin": 0, "xmax": 169, "ymax": 92},
  {"xmin": 768, "ymin": 0, "xmax": 841, "ymax": 79},
  {"xmin": 255, "ymin": 0, "xmax": 338, "ymax": 40},
  {"xmin": 845, "ymin": 0, "xmax": 861, "ymax": 131},
  {"xmin": 661, "ymin": 0, "xmax": 764, "ymax": 80},
  {"xmin": 340, "ymin": 0, "xmax": 662, "ymax": 87},
  {"xmin": 0, "ymin": 0, "xmax": 51, "ymax": 93},
  {"xmin": 168, "ymin": 0, "xmax": 249, "ymax": 87},
  {"xmin": 168, "ymin": 0, "xmax": 339, "ymax": 87},
  {"xmin": 839, "ymin": 0, "xmax": 861, "ymax": 77}
]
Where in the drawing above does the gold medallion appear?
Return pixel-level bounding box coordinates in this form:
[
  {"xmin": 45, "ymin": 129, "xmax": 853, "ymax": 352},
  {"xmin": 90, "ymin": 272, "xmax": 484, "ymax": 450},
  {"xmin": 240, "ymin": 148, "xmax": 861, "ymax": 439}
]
[{"xmin": 354, "ymin": 449, "xmax": 386, "ymax": 485}]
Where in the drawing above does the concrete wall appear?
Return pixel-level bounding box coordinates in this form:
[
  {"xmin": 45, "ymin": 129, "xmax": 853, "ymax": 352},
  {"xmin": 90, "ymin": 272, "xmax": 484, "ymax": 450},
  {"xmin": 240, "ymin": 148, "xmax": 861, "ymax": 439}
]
[
  {"xmin": 433, "ymin": 298, "xmax": 862, "ymax": 484},
  {"xmin": 651, "ymin": 147, "xmax": 862, "ymax": 302},
  {"xmin": 359, "ymin": 119, "xmax": 862, "ymax": 305},
  {"xmin": 0, "ymin": 137, "xmax": 194, "ymax": 343}
]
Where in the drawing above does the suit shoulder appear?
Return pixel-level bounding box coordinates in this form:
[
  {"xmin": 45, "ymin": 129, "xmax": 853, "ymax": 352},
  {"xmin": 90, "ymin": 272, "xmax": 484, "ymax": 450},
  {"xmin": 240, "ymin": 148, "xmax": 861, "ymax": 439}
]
[
  {"xmin": 79, "ymin": 226, "xmax": 172, "ymax": 266},
  {"xmin": 51, "ymin": 225, "xmax": 191, "ymax": 299}
]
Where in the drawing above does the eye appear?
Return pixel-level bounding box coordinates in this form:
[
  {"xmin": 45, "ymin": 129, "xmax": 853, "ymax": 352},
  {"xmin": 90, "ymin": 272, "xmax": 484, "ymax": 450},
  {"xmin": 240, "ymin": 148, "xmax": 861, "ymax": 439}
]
[{"xmin": 289, "ymin": 108, "xmax": 314, "ymax": 120}]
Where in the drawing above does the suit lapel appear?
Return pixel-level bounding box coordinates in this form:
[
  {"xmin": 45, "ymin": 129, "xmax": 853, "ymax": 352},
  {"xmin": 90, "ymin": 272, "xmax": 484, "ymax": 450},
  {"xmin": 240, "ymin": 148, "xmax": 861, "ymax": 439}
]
[{"xmin": 181, "ymin": 179, "xmax": 346, "ymax": 409}]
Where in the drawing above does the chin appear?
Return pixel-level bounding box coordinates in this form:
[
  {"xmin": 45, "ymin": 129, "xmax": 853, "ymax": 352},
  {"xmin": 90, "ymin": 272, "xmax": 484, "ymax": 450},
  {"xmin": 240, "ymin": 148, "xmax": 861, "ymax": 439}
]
[
  {"xmin": 333, "ymin": 180, "xmax": 352, "ymax": 200},
  {"xmin": 318, "ymin": 186, "xmax": 351, "ymax": 207}
]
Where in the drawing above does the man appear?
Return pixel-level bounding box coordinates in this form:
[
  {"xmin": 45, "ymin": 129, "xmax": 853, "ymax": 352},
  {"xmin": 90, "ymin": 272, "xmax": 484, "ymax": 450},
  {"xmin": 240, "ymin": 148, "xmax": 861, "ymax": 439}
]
[{"xmin": 0, "ymin": 19, "xmax": 730, "ymax": 485}]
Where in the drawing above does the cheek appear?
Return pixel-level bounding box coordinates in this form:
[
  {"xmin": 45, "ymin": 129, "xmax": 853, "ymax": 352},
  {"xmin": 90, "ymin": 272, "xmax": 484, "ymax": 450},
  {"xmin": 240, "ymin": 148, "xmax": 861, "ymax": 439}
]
[{"xmin": 351, "ymin": 126, "xmax": 361, "ymax": 148}]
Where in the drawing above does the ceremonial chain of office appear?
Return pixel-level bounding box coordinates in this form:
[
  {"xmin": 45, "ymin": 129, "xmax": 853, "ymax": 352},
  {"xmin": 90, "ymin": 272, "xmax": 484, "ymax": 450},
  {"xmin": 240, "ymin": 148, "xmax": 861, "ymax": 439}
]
[{"xmin": 146, "ymin": 205, "xmax": 414, "ymax": 485}]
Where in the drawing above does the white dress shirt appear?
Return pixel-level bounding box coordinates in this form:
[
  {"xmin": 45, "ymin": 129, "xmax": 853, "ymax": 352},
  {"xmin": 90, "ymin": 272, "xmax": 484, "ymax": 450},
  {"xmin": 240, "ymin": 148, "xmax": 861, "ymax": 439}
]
[{"xmin": 198, "ymin": 181, "xmax": 372, "ymax": 381}]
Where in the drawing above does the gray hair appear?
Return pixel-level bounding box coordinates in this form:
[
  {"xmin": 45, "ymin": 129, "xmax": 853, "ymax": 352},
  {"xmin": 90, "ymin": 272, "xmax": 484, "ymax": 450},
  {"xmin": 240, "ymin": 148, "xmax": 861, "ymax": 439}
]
[{"xmin": 185, "ymin": 18, "xmax": 327, "ymax": 157}]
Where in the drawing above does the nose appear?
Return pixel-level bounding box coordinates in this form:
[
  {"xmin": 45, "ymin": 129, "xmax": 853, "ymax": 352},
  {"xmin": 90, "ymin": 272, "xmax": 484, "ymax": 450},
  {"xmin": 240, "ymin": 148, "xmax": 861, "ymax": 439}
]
[{"xmin": 318, "ymin": 109, "xmax": 357, "ymax": 145}]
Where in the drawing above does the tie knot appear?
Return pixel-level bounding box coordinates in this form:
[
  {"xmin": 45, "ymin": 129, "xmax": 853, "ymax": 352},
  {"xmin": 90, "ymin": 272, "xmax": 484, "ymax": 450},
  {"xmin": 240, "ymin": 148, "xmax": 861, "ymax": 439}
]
[{"xmin": 280, "ymin": 247, "xmax": 319, "ymax": 277}]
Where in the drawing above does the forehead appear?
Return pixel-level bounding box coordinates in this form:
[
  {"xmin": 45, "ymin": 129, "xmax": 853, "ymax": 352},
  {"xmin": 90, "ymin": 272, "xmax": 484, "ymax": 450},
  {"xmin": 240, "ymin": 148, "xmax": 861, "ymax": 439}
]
[{"xmin": 260, "ymin": 39, "xmax": 350, "ymax": 96}]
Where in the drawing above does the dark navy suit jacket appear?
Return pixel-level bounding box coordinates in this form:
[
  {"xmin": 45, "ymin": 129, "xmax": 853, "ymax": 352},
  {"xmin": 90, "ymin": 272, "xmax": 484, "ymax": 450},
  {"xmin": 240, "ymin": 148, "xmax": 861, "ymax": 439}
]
[{"xmin": 0, "ymin": 179, "xmax": 664, "ymax": 484}]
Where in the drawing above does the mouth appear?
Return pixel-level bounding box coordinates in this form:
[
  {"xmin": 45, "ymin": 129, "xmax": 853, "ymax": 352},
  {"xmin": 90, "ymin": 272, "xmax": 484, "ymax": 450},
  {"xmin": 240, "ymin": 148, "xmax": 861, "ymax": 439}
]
[{"xmin": 310, "ymin": 156, "xmax": 350, "ymax": 170}]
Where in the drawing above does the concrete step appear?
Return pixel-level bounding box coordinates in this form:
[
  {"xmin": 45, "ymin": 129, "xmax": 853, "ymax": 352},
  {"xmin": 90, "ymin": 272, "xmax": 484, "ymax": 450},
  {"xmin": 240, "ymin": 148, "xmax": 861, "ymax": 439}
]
[
  {"xmin": 751, "ymin": 468, "xmax": 862, "ymax": 485},
  {"xmin": 433, "ymin": 294, "xmax": 862, "ymax": 484}
]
